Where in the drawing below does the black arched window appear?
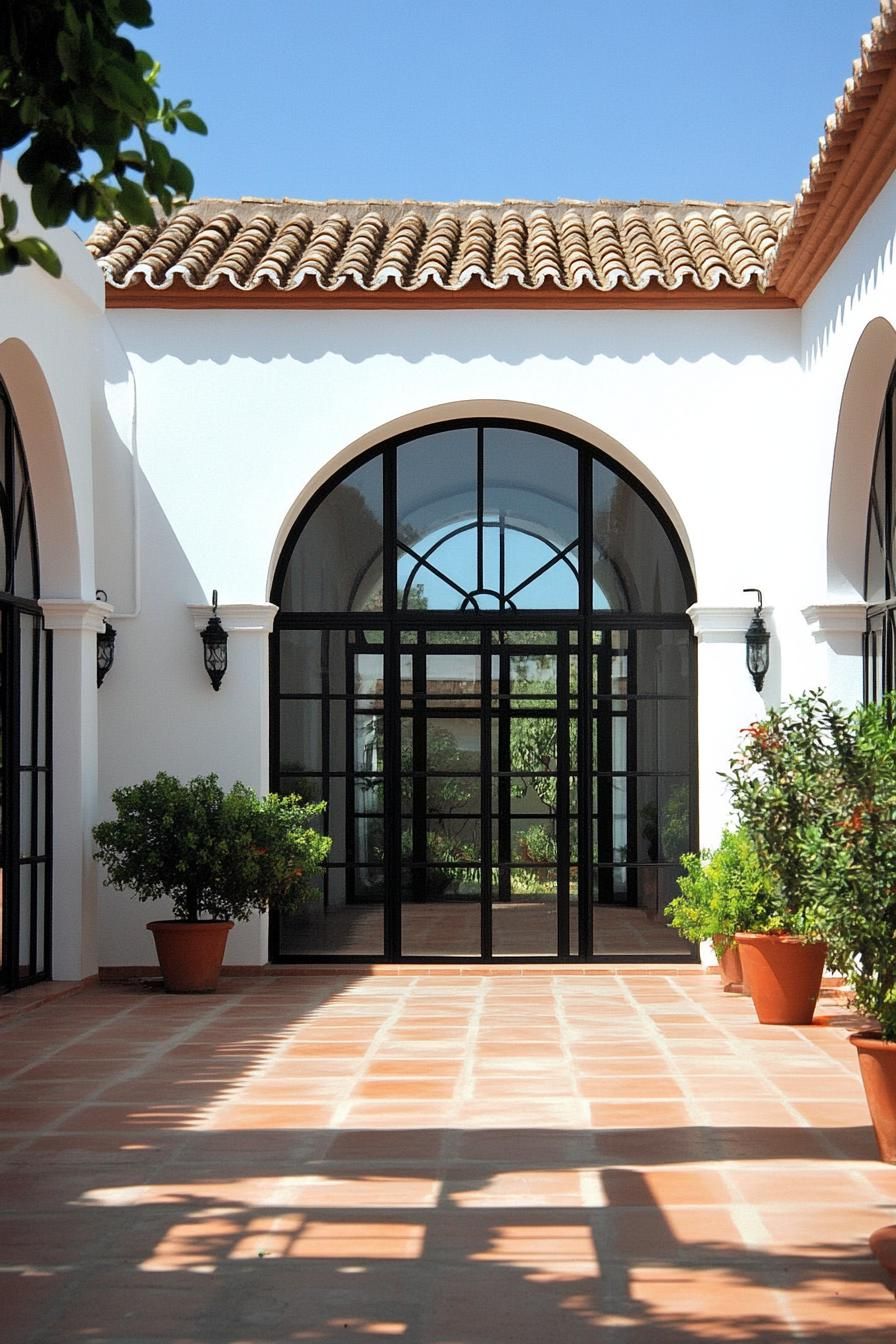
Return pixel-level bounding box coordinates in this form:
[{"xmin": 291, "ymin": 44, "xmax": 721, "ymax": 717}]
[
  {"xmin": 272, "ymin": 421, "xmax": 695, "ymax": 963},
  {"xmin": 0, "ymin": 379, "xmax": 52, "ymax": 992},
  {"xmin": 865, "ymin": 367, "xmax": 896, "ymax": 701}
]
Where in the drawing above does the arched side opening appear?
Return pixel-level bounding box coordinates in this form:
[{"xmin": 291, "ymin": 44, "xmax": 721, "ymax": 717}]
[
  {"xmin": 0, "ymin": 376, "xmax": 52, "ymax": 990},
  {"xmin": 864, "ymin": 360, "xmax": 896, "ymax": 700},
  {"xmin": 270, "ymin": 418, "xmax": 697, "ymax": 963}
]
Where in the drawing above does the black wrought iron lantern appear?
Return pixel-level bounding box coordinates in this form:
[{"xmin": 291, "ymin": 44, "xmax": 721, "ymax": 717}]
[
  {"xmin": 200, "ymin": 589, "xmax": 228, "ymax": 691},
  {"xmin": 96, "ymin": 589, "xmax": 117, "ymax": 689},
  {"xmin": 743, "ymin": 588, "xmax": 770, "ymax": 693}
]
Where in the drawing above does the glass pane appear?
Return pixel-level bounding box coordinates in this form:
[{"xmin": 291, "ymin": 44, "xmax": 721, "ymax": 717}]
[
  {"xmin": 279, "ymin": 629, "xmax": 332, "ymax": 696},
  {"xmin": 509, "ymin": 819, "xmax": 559, "ymax": 865},
  {"xmin": 508, "ymin": 654, "xmax": 557, "ymax": 698},
  {"xmin": 401, "ymin": 867, "xmax": 481, "ymax": 957},
  {"xmin": 354, "ymin": 712, "xmax": 383, "ymax": 772},
  {"xmin": 279, "ymin": 870, "xmax": 384, "ymax": 956},
  {"xmin": 634, "ymin": 629, "xmax": 691, "ymax": 696},
  {"xmin": 593, "ymin": 463, "xmax": 688, "ymax": 612},
  {"xmin": 427, "ymin": 718, "xmax": 487, "ymax": 772},
  {"xmin": 508, "ymin": 777, "xmax": 559, "ymax": 816},
  {"xmin": 14, "ymin": 488, "xmax": 37, "ymax": 600},
  {"xmin": 398, "ymin": 429, "xmax": 477, "ymax": 549},
  {"xmin": 635, "ymin": 778, "xmax": 659, "ymax": 863},
  {"xmin": 398, "ymin": 549, "xmax": 471, "ymax": 611},
  {"xmin": 425, "ymin": 817, "xmax": 480, "ymax": 863},
  {"xmin": 33, "ymin": 865, "xmax": 46, "ymax": 975},
  {"xmin": 509, "ymin": 552, "xmax": 579, "ymax": 609},
  {"xmin": 18, "ymin": 863, "xmax": 32, "ymax": 972},
  {"xmin": 397, "ymin": 429, "xmax": 477, "ymax": 608},
  {"xmin": 484, "ymin": 425, "xmax": 579, "ymax": 563},
  {"xmin": 280, "ymin": 456, "xmax": 384, "ymax": 612},
  {"xmin": 18, "ymin": 615, "xmax": 35, "ymax": 767},
  {"xmin": 493, "ymin": 870, "xmax": 558, "ymax": 956},
  {"xmin": 593, "ymin": 877, "xmax": 690, "ymax": 955},
  {"xmin": 355, "ymin": 775, "xmax": 385, "ymax": 812},
  {"xmin": 354, "ymin": 653, "xmax": 385, "ymax": 699},
  {"xmin": 606, "ymin": 700, "xmax": 691, "ymax": 774},
  {"xmin": 279, "ymin": 700, "xmax": 322, "ymax": 772},
  {"xmin": 354, "ymin": 815, "xmax": 385, "ymax": 865},
  {"xmin": 424, "ymin": 653, "xmax": 482, "ymax": 702},
  {"xmin": 659, "ymin": 778, "xmax": 691, "ymax": 863},
  {"xmin": 426, "ymin": 774, "xmax": 480, "ymax": 813},
  {"xmin": 323, "ymin": 777, "xmax": 346, "ymax": 864}
]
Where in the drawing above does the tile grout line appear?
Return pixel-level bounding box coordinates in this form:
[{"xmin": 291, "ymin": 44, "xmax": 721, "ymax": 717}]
[{"xmin": 615, "ymin": 974, "xmax": 776, "ymax": 1243}]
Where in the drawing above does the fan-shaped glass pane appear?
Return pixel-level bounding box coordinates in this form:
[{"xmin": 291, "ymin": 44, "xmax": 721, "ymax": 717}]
[
  {"xmin": 13, "ymin": 485, "xmax": 37, "ymax": 600},
  {"xmin": 593, "ymin": 463, "xmax": 688, "ymax": 612},
  {"xmin": 280, "ymin": 457, "xmax": 383, "ymax": 612},
  {"xmin": 397, "ymin": 429, "xmax": 477, "ymax": 547}
]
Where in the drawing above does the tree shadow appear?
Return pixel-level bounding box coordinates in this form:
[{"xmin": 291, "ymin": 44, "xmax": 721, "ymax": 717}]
[{"xmin": 3, "ymin": 1123, "xmax": 894, "ymax": 1343}]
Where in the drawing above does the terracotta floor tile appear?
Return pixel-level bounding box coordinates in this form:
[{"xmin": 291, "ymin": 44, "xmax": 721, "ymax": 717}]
[
  {"xmin": 351, "ymin": 1078, "xmax": 457, "ymax": 1099},
  {"xmin": 600, "ymin": 1166, "xmax": 731, "ymax": 1207},
  {"xmin": 590, "ymin": 1101, "xmax": 693, "ymax": 1129},
  {"xmin": 200, "ymin": 1102, "xmax": 335, "ymax": 1129},
  {"xmin": 579, "ymin": 1076, "xmax": 686, "ymax": 1100},
  {"xmin": 0, "ymin": 973, "xmax": 894, "ymax": 1343}
]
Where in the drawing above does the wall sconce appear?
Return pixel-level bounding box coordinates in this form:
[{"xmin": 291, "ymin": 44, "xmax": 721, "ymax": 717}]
[
  {"xmin": 96, "ymin": 589, "xmax": 117, "ymax": 688},
  {"xmin": 743, "ymin": 588, "xmax": 770, "ymax": 692},
  {"xmin": 200, "ymin": 589, "xmax": 228, "ymax": 691}
]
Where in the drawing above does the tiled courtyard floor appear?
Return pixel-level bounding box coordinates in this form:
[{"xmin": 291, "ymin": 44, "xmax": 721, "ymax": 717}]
[{"xmin": 1, "ymin": 971, "xmax": 895, "ymax": 1343}]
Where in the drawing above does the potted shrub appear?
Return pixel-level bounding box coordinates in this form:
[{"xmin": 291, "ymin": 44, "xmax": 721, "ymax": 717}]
[
  {"xmin": 724, "ymin": 690, "xmax": 846, "ymax": 1024},
  {"xmin": 93, "ymin": 772, "xmax": 330, "ymax": 992},
  {"xmin": 809, "ymin": 695, "xmax": 896, "ymax": 1161},
  {"xmin": 664, "ymin": 827, "xmax": 777, "ymax": 990}
]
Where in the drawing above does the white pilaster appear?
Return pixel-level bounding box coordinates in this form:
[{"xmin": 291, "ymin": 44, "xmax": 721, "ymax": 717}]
[
  {"xmin": 801, "ymin": 603, "xmax": 867, "ymax": 707},
  {"xmin": 185, "ymin": 601, "xmax": 279, "ymax": 968},
  {"xmin": 687, "ymin": 603, "xmax": 775, "ymax": 847},
  {"xmin": 39, "ymin": 597, "xmax": 110, "ymax": 981}
]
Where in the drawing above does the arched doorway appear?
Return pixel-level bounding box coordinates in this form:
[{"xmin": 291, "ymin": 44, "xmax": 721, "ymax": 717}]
[
  {"xmin": 270, "ymin": 420, "xmax": 696, "ymax": 961},
  {"xmin": 865, "ymin": 362, "xmax": 896, "ymax": 700},
  {"xmin": 0, "ymin": 377, "xmax": 52, "ymax": 990}
]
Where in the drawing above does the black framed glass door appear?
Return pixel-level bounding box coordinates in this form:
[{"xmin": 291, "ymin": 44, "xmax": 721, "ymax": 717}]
[
  {"xmin": 0, "ymin": 378, "xmax": 52, "ymax": 993},
  {"xmin": 272, "ymin": 418, "xmax": 696, "ymax": 962},
  {"xmin": 396, "ymin": 625, "xmax": 576, "ymax": 958}
]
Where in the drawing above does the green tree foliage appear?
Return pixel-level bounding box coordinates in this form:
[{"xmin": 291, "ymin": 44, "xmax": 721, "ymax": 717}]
[
  {"xmin": 0, "ymin": 0, "xmax": 206, "ymax": 277},
  {"xmin": 93, "ymin": 773, "xmax": 331, "ymax": 924},
  {"xmin": 726, "ymin": 690, "xmax": 896, "ymax": 1040}
]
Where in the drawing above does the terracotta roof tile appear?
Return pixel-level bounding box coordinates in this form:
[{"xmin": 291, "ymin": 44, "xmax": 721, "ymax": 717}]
[
  {"xmin": 769, "ymin": 0, "xmax": 896, "ymax": 295},
  {"xmin": 86, "ymin": 198, "xmax": 792, "ymax": 296}
]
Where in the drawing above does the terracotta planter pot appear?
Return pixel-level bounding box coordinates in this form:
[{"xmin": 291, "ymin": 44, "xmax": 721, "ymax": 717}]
[
  {"xmin": 850, "ymin": 1032, "xmax": 896, "ymax": 1163},
  {"xmin": 146, "ymin": 920, "xmax": 234, "ymax": 993},
  {"xmin": 734, "ymin": 933, "xmax": 826, "ymax": 1025},
  {"xmin": 712, "ymin": 938, "xmax": 744, "ymax": 992}
]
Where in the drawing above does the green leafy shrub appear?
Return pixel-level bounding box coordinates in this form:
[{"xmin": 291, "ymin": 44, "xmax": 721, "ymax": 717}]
[
  {"xmin": 805, "ymin": 696, "xmax": 896, "ymax": 1040},
  {"xmin": 723, "ymin": 690, "xmax": 857, "ymax": 939},
  {"xmin": 724, "ymin": 690, "xmax": 896, "ymax": 1040},
  {"xmin": 664, "ymin": 827, "xmax": 777, "ymax": 949},
  {"xmin": 517, "ymin": 823, "xmax": 558, "ymax": 866},
  {"xmin": 93, "ymin": 773, "xmax": 331, "ymax": 923}
]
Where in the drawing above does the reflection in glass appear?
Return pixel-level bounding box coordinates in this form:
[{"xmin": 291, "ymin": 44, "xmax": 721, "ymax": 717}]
[
  {"xmin": 280, "ymin": 457, "xmax": 384, "ymax": 611},
  {"xmin": 593, "ymin": 463, "xmax": 688, "ymax": 612}
]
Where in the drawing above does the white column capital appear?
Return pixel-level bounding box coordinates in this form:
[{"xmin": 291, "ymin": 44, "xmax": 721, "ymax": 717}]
[
  {"xmin": 187, "ymin": 602, "xmax": 279, "ymax": 634},
  {"xmin": 40, "ymin": 597, "xmax": 112, "ymax": 634},
  {"xmin": 802, "ymin": 603, "xmax": 867, "ymax": 641},
  {"xmin": 686, "ymin": 603, "xmax": 774, "ymax": 640}
]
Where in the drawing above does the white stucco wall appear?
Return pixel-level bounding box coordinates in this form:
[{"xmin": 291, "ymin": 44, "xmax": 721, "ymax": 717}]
[
  {"xmin": 95, "ymin": 298, "xmax": 828, "ymax": 965},
  {"xmin": 801, "ymin": 174, "xmax": 896, "ymax": 599},
  {"xmin": 0, "ymin": 165, "xmax": 107, "ymax": 981},
  {"xmin": 13, "ymin": 168, "xmax": 894, "ymax": 974}
]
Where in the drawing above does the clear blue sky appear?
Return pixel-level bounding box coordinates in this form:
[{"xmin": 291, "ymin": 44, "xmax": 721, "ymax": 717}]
[{"xmin": 139, "ymin": 0, "xmax": 876, "ymax": 205}]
